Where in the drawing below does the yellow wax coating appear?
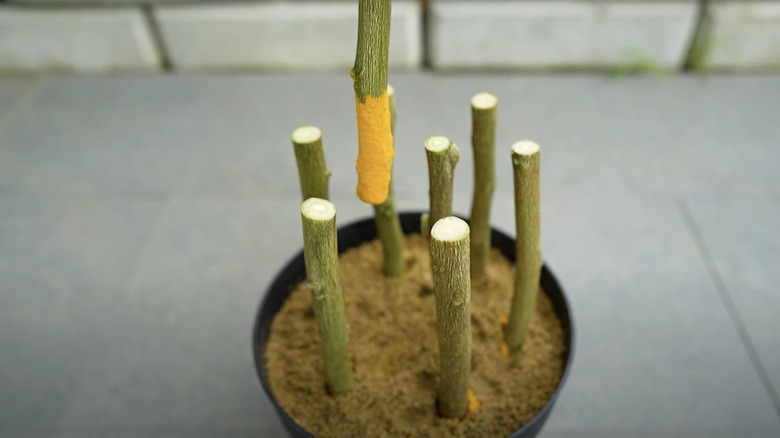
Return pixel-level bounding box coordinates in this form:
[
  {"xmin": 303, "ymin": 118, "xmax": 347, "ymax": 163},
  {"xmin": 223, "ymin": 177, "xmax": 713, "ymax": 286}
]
[{"xmin": 354, "ymin": 90, "xmax": 394, "ymax": 205}]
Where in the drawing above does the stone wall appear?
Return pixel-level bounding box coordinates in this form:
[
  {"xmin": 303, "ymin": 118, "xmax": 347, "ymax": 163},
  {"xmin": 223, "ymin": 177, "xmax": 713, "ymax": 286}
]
[{"xmin": 1, "ymin": 0, "xmax": 778, "ymax": 74}]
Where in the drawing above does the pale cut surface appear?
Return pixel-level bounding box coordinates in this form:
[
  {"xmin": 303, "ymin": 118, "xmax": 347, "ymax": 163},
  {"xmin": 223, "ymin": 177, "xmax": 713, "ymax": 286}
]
[
  {"xmin": 511, "ymin": 140, "xmax": 540, "ymax": 156},
  {"xmin": 425, "ymin": 136, "xmax": 451, "ymax": 152},
  {"xmin": 431, "ymin": 216, "xmax": 469, "ymax": 242},
  {"xmin": 471, "ymin": 92, "xmax": 498, "ymax": 109},
  {"xmin": 301, "ymin": 198, "xmax": 336, "ymax": 221},
  {"xmin": 292, "ymin": 126, "xmax": 322, "ymax": 144}
]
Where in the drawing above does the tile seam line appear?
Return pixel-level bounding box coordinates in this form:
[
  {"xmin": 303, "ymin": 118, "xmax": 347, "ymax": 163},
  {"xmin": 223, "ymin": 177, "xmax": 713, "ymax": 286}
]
[
  {"xmin": 0, "ymin": 79, "xmax": 45, "ymax": 141},
  {"xmin": 677, "ymin": 197, "xmax": 780, "ymax": 423},
  {"xmin": 142, "ymin": 3, "xmax": 173, "ymax": 71}
]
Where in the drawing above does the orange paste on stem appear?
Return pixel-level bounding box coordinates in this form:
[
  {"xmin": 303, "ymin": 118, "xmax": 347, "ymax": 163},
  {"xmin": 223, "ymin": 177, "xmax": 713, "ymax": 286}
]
[{"xmin": 354, "ymin": 90, "xmax": 394, "ymax": 204}]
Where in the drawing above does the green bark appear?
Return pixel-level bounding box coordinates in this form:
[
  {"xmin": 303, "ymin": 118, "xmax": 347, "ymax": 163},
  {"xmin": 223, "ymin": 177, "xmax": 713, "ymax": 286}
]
[
  {"xmin": 352, "ymin": 0, "xmax": 391, "ymax": 101},
  {"xmin": 425, "ymin": 136, "xmax": 460, "ymax": 238},
  {"xmin": 506, "ymin": 142, "xmax": 542, "ymax": 350},
  {"xmin": 469, "ymin": 92, "xmax": 498, "ymax": 283},
  {"xmin": 372, "ymin": 84, "xmax": 404, "ymax": 276},
  {"xmin": 430, "ymin": 216, "xmax": 472, "ymax": 419},
  {"xmin": 292, "ymin": 126, "xmax": 330, "ymax": 201},
  {"xmin": 300, "ymin": 198, "xmax": 352, "ymax": 394}
]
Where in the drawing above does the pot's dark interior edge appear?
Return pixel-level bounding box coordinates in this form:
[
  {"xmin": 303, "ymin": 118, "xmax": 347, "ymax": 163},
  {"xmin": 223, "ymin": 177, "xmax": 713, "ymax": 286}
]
[{"xmin": 252, "ymin": 211, "xmax": 575, "ymax": 438}]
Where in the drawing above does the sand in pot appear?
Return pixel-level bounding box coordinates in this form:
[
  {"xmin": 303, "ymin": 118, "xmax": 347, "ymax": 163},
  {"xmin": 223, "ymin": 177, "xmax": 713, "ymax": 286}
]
[{"xmin": 266, "ymin": 234, "xmax": 566, "ymax": 438}]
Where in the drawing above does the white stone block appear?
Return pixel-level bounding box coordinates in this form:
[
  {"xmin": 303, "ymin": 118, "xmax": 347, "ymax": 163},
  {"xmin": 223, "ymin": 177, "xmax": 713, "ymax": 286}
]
[
  {"xmin": 429, "ymin": 1, "xmax": 699, "ymax": 69},
  {"xmin": 0, "ymin": 7, "xmax": 161, "ymax": 73},
  {"xmin": 707, "ymin": 1, "xmax": 780, "ymax": 70},
  {"xmin": 155, "ymin": 1, "xmax": 422, "ymax": 71}
]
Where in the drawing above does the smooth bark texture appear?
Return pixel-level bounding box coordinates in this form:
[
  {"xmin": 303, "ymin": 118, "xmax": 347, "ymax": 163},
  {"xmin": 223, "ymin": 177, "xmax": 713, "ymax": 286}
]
[
  {"xmin": 430, "ymin": 217, "xmax": 472, "ymax": 419},
  {"xmin": 469, "ymin": 92, "xmax": 498, "ymax": 283},
  {"xmin": 425, "ymin": 136, "xmax": 460, "ymax": 238},
  {"xmin": 292, "ymin": 126, "xmax": 330, "ymax": 201},
  {"xmin": 506, "ymin": 141, "xmax": 542, "ymax": 350},
  {"xmin": 372, "ymin": 85, "xmax": 404, "ymax": 276},
  {"xmin": 301, "ymin": 198, "xmax": 352, "ymax": 394}
]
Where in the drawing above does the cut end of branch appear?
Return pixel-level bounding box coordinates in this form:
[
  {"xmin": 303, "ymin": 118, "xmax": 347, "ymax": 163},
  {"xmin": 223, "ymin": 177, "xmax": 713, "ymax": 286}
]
[
  {"xmin": 471, "ymin": 92, "xmax": 498, "ymax": 110},
  {"xmin": 431, "ymin": 216, "xmax": 469, "ymax": 242},
  {"xmin": 425, "ymin": 136, "xmax": 452, "ymax": 153},
  {"xmin": 511, "ymin": 140, "xmax": 540, "ymax": 156},
  {"xmin": 301, "ymin": 198, "xmax": 336, "ymax": 221},
  {"xmin": 292, "ymin": 126, "xmax": 322, "ymax": 145}
]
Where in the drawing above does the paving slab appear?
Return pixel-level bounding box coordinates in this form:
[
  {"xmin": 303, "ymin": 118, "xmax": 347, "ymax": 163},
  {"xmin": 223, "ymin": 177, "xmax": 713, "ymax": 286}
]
[
  {"xmin": 1, "ymin": 73, "xmax": 780, "ymax": 437},
  {"xmin": 0, "ymin": 195, "xmax": 165, "ymax": 433},
  {"xmin": 498, "ymin": 187, "xmax": 779, "ymax": 435},
  {"xmin": 178, "ymin": 74, "xmax": 780, "ymax": 200},
  {"xmin": 0, "ymin": 7, "xmax": 160, "ymax": 74},
  {"xmin": 429, "ymin": 0, "xmax": 699, "ymax": 70},
  {"xmin": 0, "ymin": 80, "xmax": 33, "ymax": 126},
  {"xmin": 55, "ymin": 197, "xmax": 301, "ymax": 435},
  {"xmin": 705, "ymin": 1, "xmax": 780, "ymax": 71},
  {"xmin": 0, "ymin": 76, "xmax": 246, "ymax": 195},
  {"xmin": 51, "ymin": 190, "xmax": 780, "ymax": 436},
  {"xmin": 4, "ymin": 74, "xmax": 778, "ymax": 200},
  {"xmin": 155, "ymin": 1, "xmax": 421, "ymax": 71},
  {"xmin": 685, "ymin": 195, "xmax": 780, "ymax": 406}
]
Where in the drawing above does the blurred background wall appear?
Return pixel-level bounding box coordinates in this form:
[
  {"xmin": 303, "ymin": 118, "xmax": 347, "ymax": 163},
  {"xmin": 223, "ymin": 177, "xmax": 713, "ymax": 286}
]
[{"xmin": 0, "ymin": 0, "xmax": 778, "ymax": 75}]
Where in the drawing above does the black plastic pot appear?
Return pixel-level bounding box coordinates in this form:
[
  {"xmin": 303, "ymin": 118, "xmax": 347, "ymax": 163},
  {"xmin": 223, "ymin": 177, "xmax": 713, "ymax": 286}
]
[{"xmin": 253, "ymin": 212, "xmax": 575, "ymax": 438}]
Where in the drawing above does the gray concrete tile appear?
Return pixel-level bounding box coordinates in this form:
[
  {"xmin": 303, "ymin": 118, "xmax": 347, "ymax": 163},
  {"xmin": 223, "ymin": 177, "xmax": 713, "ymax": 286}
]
[
  {"xmin": 0, "ymin": 76, "xmax": 245, "ymax": 195},
  {"xmin": 52, "ymin": 194, "xmax": 443, "ymax": 436},
  {"xmin": 686, "ymin": 195, "xmax": 780, "ymax": 403},
  {"xmin": 271, "ymin": 74, "xmax": 780, "ymax": 204},
  {"xmin": 6, "ymin": 75, "xmax": 777, "ymax": 201},
  {"xmin": 175, "ymin": 74, "xmax": 360, "ymax": 197},
  {"xmin": 0, "ymin": 8, "xmax": 160, "ymax": 74},
  {"xmin": 49, "ymin": 190, "xmax": 780, "ymax": 436},
  {"xmin": 55, "ymin": 197, "xmax": 301, "ymax": 434},
  {"xmin": 2, "ymin": 73, "xmax": 780, "ymax": 436},
  {"xmin": 55, "ymin": 316, "xmax": 282, "ymax": 436},
  {"xmin": 0, "ymin": 196, "xmax": 165, "ymax": 433},
  {"xmin": 167, "ymin": 73, "xmax": 450, "ymax": 201},
  {"xmin": 0, "ymin": 80, "xmax": 33, "ymax": 124},
  {"xmin": 424, "ymin": 75, "xmax": 780, "ymax": 198},
  {"xmin": 502, "ymin": 187, "xmax": 780, "ymax": 434}
]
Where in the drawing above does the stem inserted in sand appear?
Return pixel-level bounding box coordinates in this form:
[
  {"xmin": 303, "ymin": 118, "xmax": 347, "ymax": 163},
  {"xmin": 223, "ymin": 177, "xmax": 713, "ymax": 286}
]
[
  {"xmin": 469, "ymin": 92, "xmax": 498, "ymax": 283},
  {"xmin": 301, "ymin": 198, "xmax": 353, "ymax": 394},
  {"xmin": 505, "ymin": 141, "xmax": 542, "ymax": 350},
  {"xmin": 425, "ymin": 136, "xmax": 460, "ymax": 238},
  {"xmin": 430, "ymin": 216, "xmax": 472, "ymax": 419},
  {"xmin": 292, "ymin": 126, "xmax": 330, "ymax": 201},
  {"xmin": 372, "ymin": 84, "xmax": 404, "ymax": 276},
  {"xmin": 353, "ymin": 0, "xmax": 394, "ymax": 205}
]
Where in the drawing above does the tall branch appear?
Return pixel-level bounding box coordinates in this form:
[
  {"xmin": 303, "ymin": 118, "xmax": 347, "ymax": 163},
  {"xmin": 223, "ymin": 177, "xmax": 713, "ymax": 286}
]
[
  {"xmin": 425, "ymin": 136, "xmax": 459, "ymax": 237},
  {"xmin": 292, "ymin": 126, "xmax": 330, "ymax": 201},
  {"xmin": 469, "ymin": 93, "xmax": 498, "ymax": 282},
  {"xmin": 373, "ymin": 84, "xmax": 404, "ymax": 276},
  {"xmin": 506, "ymin": 141, "xmax": 542, "ymax": 350},
  {"xmin": 353, "ymin": 0, "xmax": 394, "ymax": 205},
  {"xmin": 301, "ymin": 198, "xmax": 353, "ymax": 394},
  {"xmin": 430, "ymin": 217, "xmax": 471, "ymax": 419}
]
